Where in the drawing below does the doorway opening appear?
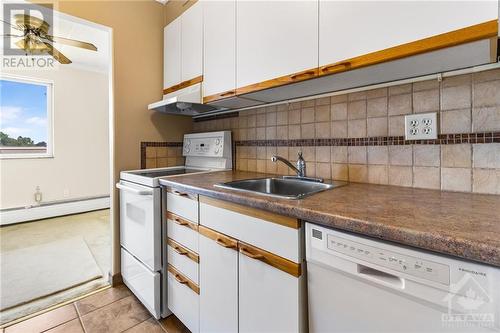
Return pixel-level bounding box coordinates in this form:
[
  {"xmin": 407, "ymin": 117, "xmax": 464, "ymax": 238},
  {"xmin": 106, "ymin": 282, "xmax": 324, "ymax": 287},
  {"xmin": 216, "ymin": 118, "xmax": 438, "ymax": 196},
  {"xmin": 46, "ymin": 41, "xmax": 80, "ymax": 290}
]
[{"xmin": 0, "ymin": 5, "xmax": 114, "ymax": 325}]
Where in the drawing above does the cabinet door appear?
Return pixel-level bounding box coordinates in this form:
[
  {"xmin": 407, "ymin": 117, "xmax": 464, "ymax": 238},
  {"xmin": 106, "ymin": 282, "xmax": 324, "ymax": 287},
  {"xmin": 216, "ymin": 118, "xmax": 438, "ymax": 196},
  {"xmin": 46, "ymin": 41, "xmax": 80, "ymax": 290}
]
[
  {"xmin": 238, "ymin": 242, "xmax": 304, "ymax": 333},
  {"xmin": 164, "ymin": 17, "xmax": 182, "ymax": 89},
  {"xmin": 319, "ymin": 1, "xmax": 498, "ymax": 67},
  {"xmin": 199, "ymin": 226, "xmax": 238, "ymax": 333},
  {"xmin": 203, "ymin": 0, "xmax": 236, "ymax": 100},
  {"xmin": 236, "ymin": 0, "xmax": 318, "ymax": 89},
  {"xmin": 181, "ymin": 1, "xmax": 203, "ymax": 82}
]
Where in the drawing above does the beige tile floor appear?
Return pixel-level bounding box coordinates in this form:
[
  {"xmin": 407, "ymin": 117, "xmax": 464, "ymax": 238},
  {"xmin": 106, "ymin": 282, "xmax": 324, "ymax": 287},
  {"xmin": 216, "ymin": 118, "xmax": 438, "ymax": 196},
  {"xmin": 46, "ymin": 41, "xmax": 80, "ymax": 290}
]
[
  {"xmin": 0, "ymin": 210, "xmax": 111, "ymax": 325},
  {"xmin": 2, "ymin": 285, "xmax": 189, "ymax": 333}
]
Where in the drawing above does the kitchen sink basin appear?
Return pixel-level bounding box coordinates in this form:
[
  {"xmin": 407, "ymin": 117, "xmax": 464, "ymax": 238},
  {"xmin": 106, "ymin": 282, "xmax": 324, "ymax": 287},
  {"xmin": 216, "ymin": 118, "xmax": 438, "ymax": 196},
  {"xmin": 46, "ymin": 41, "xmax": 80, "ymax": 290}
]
[{"xmin": 214, "ymin": 177, "xmax": 347, "ymax": 199}]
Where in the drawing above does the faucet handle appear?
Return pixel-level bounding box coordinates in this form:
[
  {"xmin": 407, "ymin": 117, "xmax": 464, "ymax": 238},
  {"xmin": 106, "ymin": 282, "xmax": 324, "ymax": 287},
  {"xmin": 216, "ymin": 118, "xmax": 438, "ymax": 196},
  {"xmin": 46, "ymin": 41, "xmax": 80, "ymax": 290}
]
[{"xmin": 297, "ymin": 151, "xmax": 304, "ymax": 160}]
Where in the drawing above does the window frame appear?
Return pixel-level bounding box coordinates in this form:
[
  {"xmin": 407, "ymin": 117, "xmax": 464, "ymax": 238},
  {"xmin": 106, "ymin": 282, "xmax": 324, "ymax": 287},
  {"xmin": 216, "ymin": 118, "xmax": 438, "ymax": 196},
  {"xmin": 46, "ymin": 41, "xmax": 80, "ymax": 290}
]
[{"xmin": 0, "ymin": 74, "xmax": 54, "ymax": 159}]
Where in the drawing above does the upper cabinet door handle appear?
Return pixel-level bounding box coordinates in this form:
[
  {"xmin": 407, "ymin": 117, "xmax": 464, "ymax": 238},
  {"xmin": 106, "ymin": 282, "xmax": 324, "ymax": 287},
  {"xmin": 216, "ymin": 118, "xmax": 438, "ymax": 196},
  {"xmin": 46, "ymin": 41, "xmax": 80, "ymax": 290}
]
[
  {"xmin": 240, "ymin": 247, "xmax": 265, "ymax": 260},
  {"xmin": 220, "ymin": 90, "xmax": 235, "ymax": 97},
  {"xmin": 290, "ymin": 70, "xmax": 316, "ymax": 81},
  {"xmin": 321, "ymin": 62, "xmax": 352, "ymax": 74}
]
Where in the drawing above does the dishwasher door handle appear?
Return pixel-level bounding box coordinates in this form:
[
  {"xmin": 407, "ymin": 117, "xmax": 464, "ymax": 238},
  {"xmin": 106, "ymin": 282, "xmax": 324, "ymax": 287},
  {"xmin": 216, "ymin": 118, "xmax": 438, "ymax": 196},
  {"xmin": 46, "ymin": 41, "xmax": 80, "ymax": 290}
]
[{"xmin": 356, "ymin": 264, "xmax": 405, "ymax": 289}]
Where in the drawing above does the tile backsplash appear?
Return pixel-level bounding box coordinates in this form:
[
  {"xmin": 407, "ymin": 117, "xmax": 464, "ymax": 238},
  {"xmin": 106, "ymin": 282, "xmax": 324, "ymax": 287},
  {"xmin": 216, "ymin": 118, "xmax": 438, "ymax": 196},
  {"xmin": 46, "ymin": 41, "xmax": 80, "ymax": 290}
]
[
  {"xmin": 193, "ymin": 68, "xmax": 500, "ymax": 194},
  {"xmin": 141, "ymin": 142, "xmax": 184, "ymax": 169}
]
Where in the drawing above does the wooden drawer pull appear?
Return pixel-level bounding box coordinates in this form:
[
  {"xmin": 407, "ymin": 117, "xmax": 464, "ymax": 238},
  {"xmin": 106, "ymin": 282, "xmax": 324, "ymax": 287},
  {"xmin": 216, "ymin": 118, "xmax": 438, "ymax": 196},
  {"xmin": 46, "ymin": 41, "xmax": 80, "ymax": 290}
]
[
  {"xmin": 174, "ymin": 273, "xmax": 188, "ymax": 284},
  {"xmin": 173, "ymin": 217, "xmax": 188, "ymax": 226},
  {"xmin": 216, "ymin": 237, "xmax": 236, "ymax": 249},
  {"xmin": 172, "ymin": 190, "xmax": 188, "ymax": 197},
  {"xmin": 321, "ymin": 62, "xmax": 351, "ymax": 73},
  {"xmin": 240, "ymin": 247, "xmax": 265, "ymax": 260},
  {"xmin": 290, "ymin": 70, "xmax": 316, "ymax": 80},
  {"xmin": 173, "ymin": 246, "xmax": 188, "ymax": 255}
]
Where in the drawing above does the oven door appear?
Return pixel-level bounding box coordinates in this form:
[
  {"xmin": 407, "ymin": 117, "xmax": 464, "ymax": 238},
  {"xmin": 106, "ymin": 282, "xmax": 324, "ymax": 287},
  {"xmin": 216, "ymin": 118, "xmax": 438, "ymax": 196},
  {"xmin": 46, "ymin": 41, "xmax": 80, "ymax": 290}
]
[{"xmin": 117, "ymin": 180, "xmax": 161, "ymax": 271}]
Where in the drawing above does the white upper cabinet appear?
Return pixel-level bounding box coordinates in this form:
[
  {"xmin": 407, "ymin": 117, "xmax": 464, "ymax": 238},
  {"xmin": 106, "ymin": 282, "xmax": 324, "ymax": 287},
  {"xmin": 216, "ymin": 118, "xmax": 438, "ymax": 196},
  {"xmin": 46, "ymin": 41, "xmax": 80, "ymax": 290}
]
[
  {"xmin": 181, "ymin": 2, "xmax": 203, "ymax": 82},
  {"xmin": 163, "ymin": 3, "xmax": 203, "ymax": 90},
  {"xmin": 203, "ymin": 0, "xmax": 236, "ymax": 99},
  {"xmin": 164, "ymin": 17, "xmax": 182, "ymax": 90},
  {"xmin": 319, "ymin": 0, "xmax": 498, "ymax": 67},
  {"xmin": 236, "ymin": 0, "xmax": 318, "ymax": 89}
]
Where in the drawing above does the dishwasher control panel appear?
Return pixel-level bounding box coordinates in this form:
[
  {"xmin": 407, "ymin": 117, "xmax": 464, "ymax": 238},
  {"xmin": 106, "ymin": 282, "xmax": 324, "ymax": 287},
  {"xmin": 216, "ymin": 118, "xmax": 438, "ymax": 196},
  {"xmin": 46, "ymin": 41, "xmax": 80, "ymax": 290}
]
[{"xmin": 326, "ymin": 234, "xmax": 450, "ymax": 285}]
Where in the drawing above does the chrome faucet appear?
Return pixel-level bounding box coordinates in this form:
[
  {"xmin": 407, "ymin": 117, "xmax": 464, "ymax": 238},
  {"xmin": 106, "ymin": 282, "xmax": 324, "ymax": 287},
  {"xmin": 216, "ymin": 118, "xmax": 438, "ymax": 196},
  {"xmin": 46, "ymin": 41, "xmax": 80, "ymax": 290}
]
[{"xmin": 271, "ymin": 152, "xmax": 306, "ymax": 177}]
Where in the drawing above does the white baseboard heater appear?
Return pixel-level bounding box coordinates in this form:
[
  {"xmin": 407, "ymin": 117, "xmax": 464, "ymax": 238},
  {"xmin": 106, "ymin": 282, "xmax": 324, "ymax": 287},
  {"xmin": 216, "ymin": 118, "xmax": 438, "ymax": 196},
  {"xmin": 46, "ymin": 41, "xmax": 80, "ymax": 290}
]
[{"xmin": 0, "ymin": 196, "xmax": 110, "ymax": 226}]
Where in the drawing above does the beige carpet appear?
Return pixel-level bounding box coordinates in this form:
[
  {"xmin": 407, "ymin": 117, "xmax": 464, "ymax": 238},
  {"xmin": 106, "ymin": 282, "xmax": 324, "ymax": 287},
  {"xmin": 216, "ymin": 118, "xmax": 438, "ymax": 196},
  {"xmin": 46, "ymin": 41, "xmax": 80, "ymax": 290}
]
[
  {"xmin": 0, "ymin": 237, "xmax": 102, "ymax": 311},
  {"xmin": 0, "ymin": 209, "xmax": 111, "ymax": 325}
]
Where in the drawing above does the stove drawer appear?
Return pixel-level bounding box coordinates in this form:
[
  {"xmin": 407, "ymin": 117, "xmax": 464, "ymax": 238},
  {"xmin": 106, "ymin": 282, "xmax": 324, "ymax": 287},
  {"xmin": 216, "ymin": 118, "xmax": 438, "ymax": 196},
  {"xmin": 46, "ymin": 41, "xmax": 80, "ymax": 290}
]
[
  {"xmin": 166, "ymin": 212, "xmax": 199, "ymax": 253},
  {"xmin": 166, "ymin": 188, "xmax": 199, "ymax": 223},
  {"xmin": 121, "ymin": 248, "xmax": 161, "ymax": 319}
]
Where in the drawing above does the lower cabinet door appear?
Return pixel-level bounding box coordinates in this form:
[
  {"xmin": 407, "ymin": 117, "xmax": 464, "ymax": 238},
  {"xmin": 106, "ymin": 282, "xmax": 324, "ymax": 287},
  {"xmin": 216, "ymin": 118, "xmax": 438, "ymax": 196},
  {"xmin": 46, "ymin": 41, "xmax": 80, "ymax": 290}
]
[
  {"xmin": 238, "ymin": 243, "xmax": 304, "ymax": 333},
  {"xmin": 199, "ymin": 226, "xmax": 238, "ymax": 333},
  {"xmin": 167, "ymin": 266, "xmax": 200, "ymax": 333}
]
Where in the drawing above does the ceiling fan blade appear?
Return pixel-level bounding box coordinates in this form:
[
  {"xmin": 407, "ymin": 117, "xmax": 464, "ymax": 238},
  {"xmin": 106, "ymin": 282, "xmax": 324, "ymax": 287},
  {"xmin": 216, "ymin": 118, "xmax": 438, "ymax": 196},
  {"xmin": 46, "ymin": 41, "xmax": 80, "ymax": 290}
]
[
  {"xmin": 1, "ymin": 34, "xmax": 23, "ymax": 38},
  {"xmin": 44, "ymin": 42, "xmax": 72, "ymax": 64},
  {"xmin": 44, "ymin": 35, "xmax": 97, "ymax": 51},
  {"xmin": 0, "ymin": 19, "xmax": 23, "ymax": 31}
]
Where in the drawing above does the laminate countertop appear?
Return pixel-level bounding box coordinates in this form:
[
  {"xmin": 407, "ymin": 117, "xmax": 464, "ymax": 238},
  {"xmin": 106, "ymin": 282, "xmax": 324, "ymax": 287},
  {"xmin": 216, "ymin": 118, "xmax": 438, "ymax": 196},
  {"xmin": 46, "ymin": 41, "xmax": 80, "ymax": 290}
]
[{"xmin": 159, "ymin": 170, "xmax": 500, "ymax": 268}]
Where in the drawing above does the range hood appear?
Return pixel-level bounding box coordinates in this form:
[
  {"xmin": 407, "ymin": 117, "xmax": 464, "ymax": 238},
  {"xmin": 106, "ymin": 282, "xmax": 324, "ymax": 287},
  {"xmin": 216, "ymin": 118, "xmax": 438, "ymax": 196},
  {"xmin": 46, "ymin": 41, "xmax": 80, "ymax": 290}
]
[{"xmin": 148, "ymin": 83, "xmax": 218, "ymax": 116}]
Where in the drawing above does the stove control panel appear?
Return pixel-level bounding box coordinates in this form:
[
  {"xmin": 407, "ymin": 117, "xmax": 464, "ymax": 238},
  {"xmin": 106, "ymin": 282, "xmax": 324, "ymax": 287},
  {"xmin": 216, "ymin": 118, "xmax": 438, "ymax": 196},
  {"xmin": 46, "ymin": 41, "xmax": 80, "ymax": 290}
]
[
  {"xmin": 326, "ymin": 234, "xmax": 450, "ymax": 285},
  {"xmin": 183, "ymin": 131, "xmax": 230, "ymax": 158}
]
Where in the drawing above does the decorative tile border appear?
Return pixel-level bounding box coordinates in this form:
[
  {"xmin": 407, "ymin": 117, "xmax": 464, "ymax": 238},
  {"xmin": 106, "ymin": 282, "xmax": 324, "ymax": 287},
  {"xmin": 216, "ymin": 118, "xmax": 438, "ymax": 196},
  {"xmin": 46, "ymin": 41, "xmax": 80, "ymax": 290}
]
[
  {"xmin": 140, "ymin": 141, "xmax": 183, "ymax": 169},
  {"xmin": 235, "ymin": 131, "xmax": 500, "ymax": 147}
]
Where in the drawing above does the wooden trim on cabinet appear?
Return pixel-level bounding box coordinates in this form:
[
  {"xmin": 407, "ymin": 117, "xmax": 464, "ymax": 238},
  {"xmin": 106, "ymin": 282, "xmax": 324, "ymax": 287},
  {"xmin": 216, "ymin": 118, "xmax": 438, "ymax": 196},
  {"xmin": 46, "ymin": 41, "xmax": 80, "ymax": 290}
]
[
  {"xmin": 163, "ymin": 75, "xmax": 203, "ymax": 95},
  {"xmin": 238, "ymin": 242, "xmax": 301, "ymax": 277},
  {"xmin": 199, "ymin": 225, "xmax": 238, "ymax": 249},
  {"xmin": 203, "ymin": 90, "xmax": 237, "ymax": 104},
  {"xmin": 319, "ymin": 20, "xmax": 498, "ymax": 76},
  {"xmin": 167, "ymin": 238, "xmax": 200, "ymax": 263},
  {"xmin": 199, "ymin": 196, "xmax": 300, "ymax": 229},
  {"xmin": 166, "ymin": 187, "xmax": 198, "ymax": 201},
  {"xmin": 235, "ymin": 68, "xmax": 319, "ymax": 96},
  {"xmin": 168, "ymin": 264, "xmax": 200, "ymax": 294},
  {"xmin": 166, "ymin": 211, "xmax": 199, "ymax": 232}
]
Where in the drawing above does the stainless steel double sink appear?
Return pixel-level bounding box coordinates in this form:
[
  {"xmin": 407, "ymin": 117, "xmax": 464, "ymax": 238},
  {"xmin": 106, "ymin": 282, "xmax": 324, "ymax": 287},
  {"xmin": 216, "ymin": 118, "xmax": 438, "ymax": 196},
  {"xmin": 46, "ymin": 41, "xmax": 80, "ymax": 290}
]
[{"xmin": 215, "ymin": 177, "xmax": 347, "ymax": 199}]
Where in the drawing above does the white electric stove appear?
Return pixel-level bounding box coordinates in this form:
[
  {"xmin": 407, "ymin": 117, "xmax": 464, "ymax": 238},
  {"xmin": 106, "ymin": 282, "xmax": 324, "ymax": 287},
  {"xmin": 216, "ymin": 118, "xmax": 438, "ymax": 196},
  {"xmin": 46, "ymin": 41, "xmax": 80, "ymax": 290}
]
[{"xmin": 117, "ymin": 131, "xmax": 232, "ymax": 319}]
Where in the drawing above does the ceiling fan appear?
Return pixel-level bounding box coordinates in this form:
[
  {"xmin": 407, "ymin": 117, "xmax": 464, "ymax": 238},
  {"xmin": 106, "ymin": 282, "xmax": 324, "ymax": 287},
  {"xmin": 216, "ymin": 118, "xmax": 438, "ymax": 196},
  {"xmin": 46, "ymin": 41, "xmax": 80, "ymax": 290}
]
[{"xmin": 2, "ymin": 14, "xmax": 98, "ymax": 64}]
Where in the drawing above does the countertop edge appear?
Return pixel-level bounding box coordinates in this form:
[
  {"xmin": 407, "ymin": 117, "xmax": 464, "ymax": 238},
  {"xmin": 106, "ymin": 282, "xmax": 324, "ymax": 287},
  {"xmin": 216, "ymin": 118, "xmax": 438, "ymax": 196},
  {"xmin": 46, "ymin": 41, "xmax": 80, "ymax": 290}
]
[{"xmin": 159, "ymin": 178, "xmax": 500, "ymax": 268}]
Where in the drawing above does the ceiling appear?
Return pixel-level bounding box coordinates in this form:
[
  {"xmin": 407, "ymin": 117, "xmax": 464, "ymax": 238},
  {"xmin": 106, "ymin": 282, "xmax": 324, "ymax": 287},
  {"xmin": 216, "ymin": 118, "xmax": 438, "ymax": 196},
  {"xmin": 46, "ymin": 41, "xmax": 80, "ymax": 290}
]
[{"xmin": 1, "ymin": 3, "xmax": 111, "ymax": 73}]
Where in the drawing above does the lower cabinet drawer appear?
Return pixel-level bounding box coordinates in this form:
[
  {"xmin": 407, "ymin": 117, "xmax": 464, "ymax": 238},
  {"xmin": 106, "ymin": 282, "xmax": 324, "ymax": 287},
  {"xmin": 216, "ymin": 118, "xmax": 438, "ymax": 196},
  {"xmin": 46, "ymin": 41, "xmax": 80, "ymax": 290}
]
[
  {"xmin": 166, "ymin": 189, "xmax": 199, "ymax": 223},
  {"xmin": 166, "ymin": 212, "xmax": 199, "ymax": 253},
  {"xmin": 167, "ymin": 265, "xmax": 199, "ymax": 333},
  {"xmin": 167, "ymin": 238, "xmax": 199, "ymax": 284}
]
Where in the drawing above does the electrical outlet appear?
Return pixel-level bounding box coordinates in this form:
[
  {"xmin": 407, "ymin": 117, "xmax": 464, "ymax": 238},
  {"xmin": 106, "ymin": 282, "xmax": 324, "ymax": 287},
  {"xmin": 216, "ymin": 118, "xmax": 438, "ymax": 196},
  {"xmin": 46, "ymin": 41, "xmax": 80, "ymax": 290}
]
[{"xmin": 405, "ymin": 112, "xmax": 438, "ymax": 140}]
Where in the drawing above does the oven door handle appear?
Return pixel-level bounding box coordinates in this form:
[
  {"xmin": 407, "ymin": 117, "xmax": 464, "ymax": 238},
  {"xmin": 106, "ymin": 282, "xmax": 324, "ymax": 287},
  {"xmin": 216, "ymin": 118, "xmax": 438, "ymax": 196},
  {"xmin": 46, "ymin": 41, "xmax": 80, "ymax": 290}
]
[{"xmin": 116, "ymin": 183, "xmax": 153, "ymax": 196}]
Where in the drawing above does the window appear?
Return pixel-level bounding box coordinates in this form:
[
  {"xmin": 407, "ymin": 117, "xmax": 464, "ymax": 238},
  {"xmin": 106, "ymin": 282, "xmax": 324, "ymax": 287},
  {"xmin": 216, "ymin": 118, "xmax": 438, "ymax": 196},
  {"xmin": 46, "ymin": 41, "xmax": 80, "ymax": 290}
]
[{"xmin": 0, "ymin": 76, "xmax": 53, "ymax": 158}]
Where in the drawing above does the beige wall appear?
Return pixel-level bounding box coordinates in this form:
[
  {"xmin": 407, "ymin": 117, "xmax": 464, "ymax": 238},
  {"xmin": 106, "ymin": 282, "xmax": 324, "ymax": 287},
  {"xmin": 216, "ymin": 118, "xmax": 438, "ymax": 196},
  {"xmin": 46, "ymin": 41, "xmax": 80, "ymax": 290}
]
[
  {"xmin": 1, "ymin": 67, "xmax": 109, "ymax": 209},
  {"xmin": 32, "ymin": 0, "xmax": 193, "ymax": 277},
  {"xmin": 164, "ymin": 0, "xmax": 198, "ymax": 25}
]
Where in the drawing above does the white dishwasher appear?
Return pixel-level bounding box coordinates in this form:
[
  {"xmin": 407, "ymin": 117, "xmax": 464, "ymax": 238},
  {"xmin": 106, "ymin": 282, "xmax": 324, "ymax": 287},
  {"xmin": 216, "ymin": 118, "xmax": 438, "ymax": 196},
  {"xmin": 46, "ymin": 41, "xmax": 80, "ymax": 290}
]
[{"xmin": 306, "ymin": 223, "xmax": 500, "ymax": 333}]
